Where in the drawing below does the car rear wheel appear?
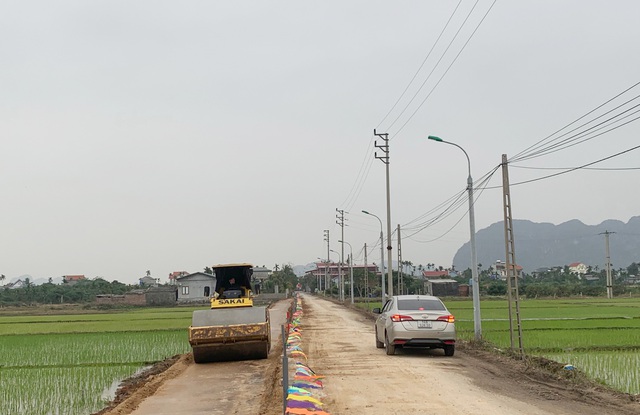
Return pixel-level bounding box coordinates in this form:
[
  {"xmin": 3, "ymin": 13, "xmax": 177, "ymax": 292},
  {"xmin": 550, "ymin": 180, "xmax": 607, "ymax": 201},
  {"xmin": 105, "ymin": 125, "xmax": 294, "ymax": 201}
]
[
  {"xmin": 385, "ymin": 332, "xmax": 395, "ymax": 355},
  {"xmin": 444, "ymin": 344, "xmax": 455, "ymax": 357},
  {"xmin": 375, "ymin": 327, "xmax": 384, "ymax": 349}
]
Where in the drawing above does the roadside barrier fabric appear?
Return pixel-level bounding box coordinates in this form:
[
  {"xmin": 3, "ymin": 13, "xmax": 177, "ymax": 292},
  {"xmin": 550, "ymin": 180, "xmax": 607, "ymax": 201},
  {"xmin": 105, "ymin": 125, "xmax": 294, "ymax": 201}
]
[{"xmin": 285, "ymin": 295, "xmax": 331, "ymax": 415}]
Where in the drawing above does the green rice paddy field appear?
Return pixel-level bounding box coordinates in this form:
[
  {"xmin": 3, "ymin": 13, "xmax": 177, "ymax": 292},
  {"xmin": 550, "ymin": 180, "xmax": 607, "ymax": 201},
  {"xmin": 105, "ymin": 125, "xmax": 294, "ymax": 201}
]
[
  {"xmin": 0, "ymin": 307, "xmax": 197, "ymax": 415},
  {"xmin": 445, "ymin": 297, "xmax": 640, "ymax": 395},
  {"xmin": 2, "ymin": 298, "xmax": 639, "ymax": 414}
]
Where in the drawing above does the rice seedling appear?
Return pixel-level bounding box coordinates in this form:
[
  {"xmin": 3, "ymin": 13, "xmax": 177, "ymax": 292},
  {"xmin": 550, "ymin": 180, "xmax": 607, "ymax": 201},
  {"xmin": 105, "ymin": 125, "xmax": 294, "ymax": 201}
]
[
  {"xmin": 444, "ymin": 297, "xmax": 640, "ymax": 394},
  {"xmin": 0, "ymin": 366, "xmax": 140, "ymax": 415},
  {"xmin": 543, "ymin": 350, "xmax": 640, "ymax": 395},
  {"xmin": 0, "ymin": 309, "xmax": 193, "ymax": 415}
]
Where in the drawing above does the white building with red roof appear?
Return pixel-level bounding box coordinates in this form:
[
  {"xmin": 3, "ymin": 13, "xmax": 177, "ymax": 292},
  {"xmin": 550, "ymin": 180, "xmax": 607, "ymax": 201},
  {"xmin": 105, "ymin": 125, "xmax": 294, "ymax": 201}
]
[{"xmin": 568, "ymin": 262, "xmax": 588, "ymax": 275}]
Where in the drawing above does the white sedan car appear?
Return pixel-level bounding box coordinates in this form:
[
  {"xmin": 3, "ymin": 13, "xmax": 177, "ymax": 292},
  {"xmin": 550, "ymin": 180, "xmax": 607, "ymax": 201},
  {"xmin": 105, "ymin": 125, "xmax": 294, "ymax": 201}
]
[{"xmin": 373, "ymin": 295, "xmax": 456, "ymax": 356}]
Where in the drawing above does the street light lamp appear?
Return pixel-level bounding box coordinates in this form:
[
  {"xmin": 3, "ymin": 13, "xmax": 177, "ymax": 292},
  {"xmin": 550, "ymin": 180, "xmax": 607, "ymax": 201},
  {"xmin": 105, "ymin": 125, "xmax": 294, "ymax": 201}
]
[
  {"xmin": 428, "ymin": 135, "xmax": 482, "ymax": 340},
  {"xmin": 329, "ymin": 249, "xmax": 341, "ymax": 298},
  {"xmin": 338, "ymin": 240, "xmax": 354, "ymax": 304},
  {"xmin": 362, "ymin": 210, "xmax": 386, "ymax": 300}
]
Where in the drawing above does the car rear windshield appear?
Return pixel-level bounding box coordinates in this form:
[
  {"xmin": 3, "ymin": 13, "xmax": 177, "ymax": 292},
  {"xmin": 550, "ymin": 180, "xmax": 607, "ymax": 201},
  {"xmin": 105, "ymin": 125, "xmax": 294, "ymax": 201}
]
[{"xmin": 397, "ymin": 299, "xmax": 446, "ymax": 311}]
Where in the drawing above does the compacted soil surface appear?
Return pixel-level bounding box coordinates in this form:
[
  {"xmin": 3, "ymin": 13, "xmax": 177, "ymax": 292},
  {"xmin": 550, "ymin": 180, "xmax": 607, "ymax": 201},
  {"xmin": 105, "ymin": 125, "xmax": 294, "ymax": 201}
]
[{"xmin": 95, "ymin": 294, "xmax": 639, "ymax": 415}]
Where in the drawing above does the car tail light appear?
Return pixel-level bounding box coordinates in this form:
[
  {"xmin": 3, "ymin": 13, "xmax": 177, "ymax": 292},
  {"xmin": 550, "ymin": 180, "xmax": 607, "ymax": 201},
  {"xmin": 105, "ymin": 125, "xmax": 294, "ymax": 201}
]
[
  {"xmin": 437, "ymin": 314, "xmax": 455, "ymax": 323},
  {"xmin": 390, "ymin": 314, "xmax": 414, "ymax": 322}
]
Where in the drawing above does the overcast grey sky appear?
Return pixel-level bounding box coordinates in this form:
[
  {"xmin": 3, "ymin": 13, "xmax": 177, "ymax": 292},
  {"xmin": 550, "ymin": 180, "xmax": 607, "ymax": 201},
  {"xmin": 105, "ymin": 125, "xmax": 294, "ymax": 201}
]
[{"xmin": 2, "ymin": 1, "xmax": 639, "ymax": 284}]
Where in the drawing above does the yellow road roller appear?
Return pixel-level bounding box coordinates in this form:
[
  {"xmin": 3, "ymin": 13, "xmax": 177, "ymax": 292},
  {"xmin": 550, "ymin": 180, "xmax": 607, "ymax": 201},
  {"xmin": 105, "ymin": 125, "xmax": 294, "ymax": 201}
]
[{"xmin": 188, "ymin": 263, "xmax": 270, "ymax": 363}]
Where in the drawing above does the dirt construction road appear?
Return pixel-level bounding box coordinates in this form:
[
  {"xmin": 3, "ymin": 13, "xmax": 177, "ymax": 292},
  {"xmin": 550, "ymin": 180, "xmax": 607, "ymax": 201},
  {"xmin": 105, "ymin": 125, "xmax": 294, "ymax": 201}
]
[
  {"xmin": 299, "ymin": 294, "xmax": 638, "ymax": 415},
  {"xmin": 99, "ymin": 294, "xmax": 638, "ymax": 415}
]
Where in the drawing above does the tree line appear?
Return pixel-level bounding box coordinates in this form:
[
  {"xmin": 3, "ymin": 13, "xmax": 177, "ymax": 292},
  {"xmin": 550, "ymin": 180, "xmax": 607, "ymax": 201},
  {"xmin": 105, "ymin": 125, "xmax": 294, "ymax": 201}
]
[{"xmin": 0, "ymin": 278, "xmax": 132, "ymax": 306}]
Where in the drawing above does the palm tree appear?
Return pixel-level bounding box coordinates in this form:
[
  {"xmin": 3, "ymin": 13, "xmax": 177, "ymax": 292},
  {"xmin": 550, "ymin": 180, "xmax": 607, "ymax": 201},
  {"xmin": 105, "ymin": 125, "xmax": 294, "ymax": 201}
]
[{"xmin": 0, "ymin": 274, "xmax": 5, "ymax": 285}]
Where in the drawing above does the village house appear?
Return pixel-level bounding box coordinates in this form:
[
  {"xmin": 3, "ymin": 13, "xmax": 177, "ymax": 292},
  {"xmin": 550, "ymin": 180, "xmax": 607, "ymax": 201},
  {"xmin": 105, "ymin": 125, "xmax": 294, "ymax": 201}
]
[
  {"xmin": 494, "ymin": 261, "xmax": 524, "ymax": 279},
  {"xmin": 63, "ymin": 275, "xmax": 86, "ymax": 285},
  {"xmin": 168, "ymin": 271, "xmax": 189, "ymax": 285},
  {"xmin": 568, "ymin": 262, "xmax": 588, "ymax": 276},
  {"xmin": 252, "ymin": 266, "xmax": 271, "ymax": 282},
  {"xmin": 422, "ymin": 270, "xmax": 450, "ymax": 279},
  {"xmin": 175, "ymin": 272, "xmax": 216, "ymax": 303},
  {"xmin": 309, "ymin": 261, "xmax": 379, "ymax": 291}
]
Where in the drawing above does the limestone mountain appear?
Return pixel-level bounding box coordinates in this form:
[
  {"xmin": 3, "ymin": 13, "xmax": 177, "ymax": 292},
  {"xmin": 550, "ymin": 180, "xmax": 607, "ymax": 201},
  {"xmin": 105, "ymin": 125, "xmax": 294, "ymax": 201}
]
[{"xmin": 452, "ymin": 216, "xmax": 640, "ymax": 272}]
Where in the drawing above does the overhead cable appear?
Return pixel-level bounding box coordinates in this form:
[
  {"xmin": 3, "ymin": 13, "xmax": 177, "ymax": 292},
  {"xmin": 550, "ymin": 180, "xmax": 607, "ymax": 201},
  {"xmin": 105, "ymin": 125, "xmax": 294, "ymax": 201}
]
[
  {"xmin": 391, "ymin": 0, "xmax": 498, "ymax": 139},
  {"xmin": 510, "ymin": 81, "xmax": 640, "ymax": 162}
]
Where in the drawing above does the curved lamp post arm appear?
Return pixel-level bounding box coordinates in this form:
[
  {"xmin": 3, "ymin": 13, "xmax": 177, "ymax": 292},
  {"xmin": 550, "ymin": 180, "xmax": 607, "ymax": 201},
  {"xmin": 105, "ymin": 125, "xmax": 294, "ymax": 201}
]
[{"xmin": 427, "ymin": 136, "xmax": 471, "ymax": 181}]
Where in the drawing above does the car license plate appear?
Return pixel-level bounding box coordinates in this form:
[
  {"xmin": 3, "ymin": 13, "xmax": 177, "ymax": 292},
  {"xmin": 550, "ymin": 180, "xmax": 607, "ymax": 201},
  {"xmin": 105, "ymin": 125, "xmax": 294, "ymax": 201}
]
[{"xmin": 417, "ymin": 321, "xmax": 432, "ymax": 328}]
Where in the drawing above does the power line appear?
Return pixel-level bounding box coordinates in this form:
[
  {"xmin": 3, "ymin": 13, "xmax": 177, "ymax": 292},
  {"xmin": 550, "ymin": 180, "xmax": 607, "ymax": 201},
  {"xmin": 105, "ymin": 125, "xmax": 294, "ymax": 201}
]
[
  {"xmin": 340, "ymin": 1, "xmax": 498, "ymax": 212},
  {"xmin": 402, "ymin": 188, "xmax": 467, "ymax": 229},
  {"xmin": 397, "ymin": 87, "xmax": 640, "ymax": 248},
  {"xmin": 512, "ymin": 98, "xmax": 640, "ymax": 162},
  {"xmin": 339, "ymin": 137, "xmax": 376, "ymax": 211},
  {"xmin": 511, "ymin": 165, "xmax": 640, "ymax": 171},
  {"xmin": 383, "ymin": 0, "xmax": 482, "ymax": 133},
  {"xmin": 376, "ymin": 0, "xmax": 464, "ymax": 130},
  {"xmin": 392, "ymin": 84, "xmax": 640, "ymax": 264},
  {"xmin": 391, "ymin": 0, "xmax": 498, "ymax": 139},
  {"xmin": 402, "ymin": 164, "xmax": 500, "ymax": 239},
  {"xmin": 510, "ymin": 81, "xmax": 640, "ymax": 162},
  {"xmin": 341, "ymin": 3, "xmax": 468, "ymax": 211},
  {"xmin": 507, "ymin": 144, "xmax": 640, "ymax": 187}
]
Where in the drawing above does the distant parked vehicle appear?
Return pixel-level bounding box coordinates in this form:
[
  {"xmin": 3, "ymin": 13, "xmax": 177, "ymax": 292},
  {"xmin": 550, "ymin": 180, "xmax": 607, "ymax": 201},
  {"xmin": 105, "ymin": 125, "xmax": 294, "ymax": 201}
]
[{"xmin": 373, "ymin": 295, "xmax": 456, "ymax": 356}]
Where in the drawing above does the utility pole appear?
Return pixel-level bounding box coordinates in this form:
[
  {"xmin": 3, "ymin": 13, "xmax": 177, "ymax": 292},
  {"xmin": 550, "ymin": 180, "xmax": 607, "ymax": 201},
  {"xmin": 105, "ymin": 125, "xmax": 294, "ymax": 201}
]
[
  {"xmin": 364, "ymin": 243, "xmax": 369, "ymax": 309},
  {"xmin": 397, "ymin": 224, "xmax": 403, "ymax": 295},
  {"xmin": 502, "ymin": 154, "xmax": 524, "ymax": 355},
  {"xmin": 348, "ymin": 252, "xmax": 354, "ymax": 304},
  {"xmin": 374, "ymin": 129, "xmax": 393, "ymax": 298},
  {"xmin": 336, "ymin": 208, "xmax": 346, "ymax": 302},
  {"xmin": 362, "ymin": 210, "xmax": 385, "ymax": 300},
  {"xmin": 600, "ymin": 230, "xmax": 615, "ymax": 299},
  {"xmin": 323, "ymin": 229, "xmax": 329, "ymax": 295}
]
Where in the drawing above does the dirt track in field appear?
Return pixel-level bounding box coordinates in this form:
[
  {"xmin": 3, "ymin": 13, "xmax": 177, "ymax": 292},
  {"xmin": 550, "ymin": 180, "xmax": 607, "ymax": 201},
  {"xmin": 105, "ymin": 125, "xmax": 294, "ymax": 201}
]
[{"xmin": 96, "ymin": 294, "xmax": 639, "ymax": 415}]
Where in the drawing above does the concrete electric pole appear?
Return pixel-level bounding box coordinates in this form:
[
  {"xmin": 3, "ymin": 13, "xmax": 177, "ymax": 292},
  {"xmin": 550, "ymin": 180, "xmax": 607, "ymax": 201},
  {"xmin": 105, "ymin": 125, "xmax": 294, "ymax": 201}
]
[
  {"xmin": 600, "ymin": 230, "xmax": 615, "ymax": 299},
  {"xmin": 374, "ymin": 129, "xmax": 393, "ymax": 298},
  {"xmin": 336, "ymin": 209, "xmax": 346, "ymax": 302}
]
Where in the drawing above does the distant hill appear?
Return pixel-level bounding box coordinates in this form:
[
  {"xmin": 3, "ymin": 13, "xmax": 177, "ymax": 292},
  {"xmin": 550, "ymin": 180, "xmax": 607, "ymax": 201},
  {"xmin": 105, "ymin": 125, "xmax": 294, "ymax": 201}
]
[
  {"xmin": 4, "ymin": 275, "xmax": 64, "ymax": 286},
  {"xmin": 293, "ymin": 264, "xmax": 317, "ymax": 277},
  {"xmin": 452, "ymin": 216, "xmax": 640, "ymax": 272}
]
